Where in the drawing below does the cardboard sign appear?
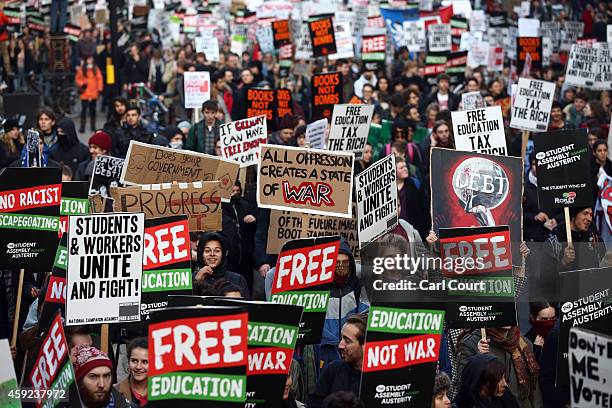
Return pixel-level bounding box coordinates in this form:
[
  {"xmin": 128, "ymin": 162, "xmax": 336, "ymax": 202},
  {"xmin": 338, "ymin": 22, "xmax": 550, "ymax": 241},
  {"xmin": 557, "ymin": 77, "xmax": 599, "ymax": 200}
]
[
  {"xmin": 148, "ymin": 306, "xmax": 248, "ymax": 405},
  {"xmin": 533, "ymin": 129, "xmax": 593, "ymax": 208},
  {"xmin": 356, "ymin": 154, "xmax": 398, "ymax": 247},
  {"xmin": 270, "ymin": 236, "xmax": 340, "ymax": 345},
  {"xmin": 215, "ymin": 299, "xmax": 303, "ymax": 408},
  {"xmin": 0, "ymin": 339, "xmax": 19, "ymax": 408},
  {"xmin": 141, "ymin": 216, "xmax": 192, "ymax": 320},
  {"xmin": 276, "ymin": 88, "xmax": 293, "ymax": 120},
  {"xmin": 246, "ymin": 88, "xmax": 276, "ymax": 129},
  {"xmin": 89, "ymin": 155, "xmax": 125, "ymax": 198},
  {"xmin": 517, "ymin": 37, "xmax": 542, "ymax": 73},
  {"xmin": 111, "ymin": 181, "xmax": 221, "ymax": 232},
  {"xmin": 568, "ymin": 328, "xmax": 612, "ymax": 408},
  {"xmin": 360, "ymin": 303, "xmax": 444, "ymax": 407},
  {"xmin": 36, "ymin": 234, "xmax": 68, "ymax": 338},
  {"xmin": 0, "ymin": 167, "xmax": 61, "ymax": 270},
  {"xmin": 195, "ymin": 36, "xmax": 220, "ymax": 62},
  {"xmin": 257, "ymin": 144, "xmax": 354, "ymax": 217},
  {"xmin": 428, "ymin": 23, "xmax": 452, "ymax": 52},
  {"xmin": 510, "ymin": 78, "xmax": 555, "ymax": 132},
  {"xmin": 59, "ymin": 181, "xmax": 89, "ymax": 238},
  {"xmin": 220, "ymin": 115, "xmax": 268, "ymax": 167},
  {"xmin": 430, "ymin": 148, "xmax": 523, "ymax": 261},
  {"xmin": 308, "ymin": 17, "xmax": 336, "ymax": 57},
  {"xmin": 29, "ymin": 311, "xmax": 78, "ymax": 408},
  {"xmin": 452, "ymin": 106, "xmax": 507, "ymax": 155},
  {"xmin": 556, "ymin": 267, "xmax": 612, "ymax": 387},
  {"xmin": 439, "ymin": 226, "xmax": 516, "ymax": 328},
  {"xmin": 184, "ymin": 71, "xmax": 211, "ymax": 109},
  {"xmin": 66, "ymin": 213, "xmax": 144, "ymax": 325},
  {"xmin": 311, "ymin": 72, "xmax": 342, "ymax": 121},
  {"xmin": 120, "ymin": 141, "xmax": 239, "ymax": 202},
  {"xmin": 461, "ymin": 91, "xmax": 484, "ymax": 110},
  {"xmin": 327, "ymin": 104, "xmax": 374, "ymax": 157},
  {"xmin": 305, "ymin": 119, "xmax": 328, "ymax": 150},
  {"xmin": 271, "ymin": 19, "xmax": 291, "ymax": 49}
]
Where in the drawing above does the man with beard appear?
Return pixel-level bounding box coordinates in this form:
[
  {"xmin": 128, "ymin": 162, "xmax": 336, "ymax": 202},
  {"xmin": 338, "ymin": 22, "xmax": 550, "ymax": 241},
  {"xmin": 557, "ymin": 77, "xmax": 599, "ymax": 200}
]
[{"xmin": 74, "ymin": 345, "xmax": 131, "ymax": 408}]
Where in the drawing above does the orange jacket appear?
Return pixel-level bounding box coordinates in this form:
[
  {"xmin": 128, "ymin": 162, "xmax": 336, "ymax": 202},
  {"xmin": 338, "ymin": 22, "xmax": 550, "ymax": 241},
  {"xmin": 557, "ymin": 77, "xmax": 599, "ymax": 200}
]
[{"xmin": 76, "ymin": 65, "xmax": 103, "ymax": 100}]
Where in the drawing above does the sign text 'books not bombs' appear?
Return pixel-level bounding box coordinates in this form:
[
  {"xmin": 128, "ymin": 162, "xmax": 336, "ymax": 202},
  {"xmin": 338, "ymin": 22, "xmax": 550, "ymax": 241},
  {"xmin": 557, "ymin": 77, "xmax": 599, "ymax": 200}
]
[
  {"xmin": 120, "ymin": 141, "xmax": 239, "ymax": 202},
  {"xmin": 271, "ymin": 19, "xmax": 291, "ymax": 49},
  {"xmin": 327, "ymin": 104, "xmax": 374, "ymax": 157},
  {"xmin": 270, "ymin": 236, "xmax": 340, "ymax": 345},
  {"xmin": 246, "ymin": 88, "xmax": 276, "ymax": 127},
  {"xmin": 257, "ymin": 144, "xmax": 354, "ymax": 218},
  {"xmin": 111, "ymin": 181, "xmax": 221, "ymax": 232},
  {"xmin": 141, "ymin": 216, "xmax": 192, "ymax": 320},
  {"xmin": 356, "ymin": 154, "xmax": 398, "ymax": 247},
  {"xmin": 59, "ymin": 181, "xmax": 89, "ymax": 238},
  {"xmin": 452, "ymin": 106, "xmax": 507, "ymax": 155},
  {"xmin": 215, "ymin": 299, "xmax": 303, "ymax": 408},
  {"xmin": 184, "ymin": 71, "xmax": 211, "ymax": 109},
  {"xmin": 219, "ymin": 115, "xmax": 267, "ymax": 167},
  {"xmin": 308, "ymin": 17, "xmax": 336, "ymax": 57},
  {"xmin": 276, "ymin": 88, "xmax": 293, "ymax": 120},
  {"xmin": 28, "ymin": 311, "xmax": 78, "ymax": 408},
  {"xmin": 66, "ymin": 213, "xmax": 144, "ymax": 325},
  {"xmin": 311, "ymin": 72, "xmax": 342, "ymax": 121},
  {"xmin": 517, "ymin": 36, "xmax": 542, "ymax": 73},
  {"xmin": 148, "ymin": 306, "xmax": 248, "ymax": 406},
  {"xmin": 360, "ymin": 304, "xmax": 445, "ymax": 407},
  {"xmin": 556, "ymin": 267, "xmax": 612, "ymax": 388},
  {"xmin": 89, "ymin": 155, "xmax": 125, "ymax": 198},
  {"xmin": 439, "ymin": 226, "xmax": 517, "ymax": 328},
  {"xmin": 510, "ymin": 78, "xmax": 556, "ymax": 132},
  {"xmin": 533, "ymin": 128, "xmax": 593, "ymax": 208},
  {"xmin": 0, "ymin": 167, "xmax": 62, "ymax": 270},
  {"xmin": 568, "ymin": 328, "xmax": 612, "ymax": 408}
]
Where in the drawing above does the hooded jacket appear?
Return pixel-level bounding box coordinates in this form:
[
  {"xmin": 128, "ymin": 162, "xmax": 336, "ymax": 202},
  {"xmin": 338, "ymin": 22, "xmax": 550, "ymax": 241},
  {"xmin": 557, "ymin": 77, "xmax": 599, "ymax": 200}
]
[
  {"xmin": 112, "ymin": 122, "xmax": 153, "ymax": 158},
  {"xmin": 195, "ymin": 232, "xmax": 250, "ymax": 298},
  {"xmin": 49, "ymin": 118, "xmax": 89, "ymax": 174}
]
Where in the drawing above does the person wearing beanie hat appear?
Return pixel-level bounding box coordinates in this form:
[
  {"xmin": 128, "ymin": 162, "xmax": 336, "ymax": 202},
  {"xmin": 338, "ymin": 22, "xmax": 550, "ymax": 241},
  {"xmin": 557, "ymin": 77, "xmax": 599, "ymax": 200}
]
[
  {"xmin": 74, "ymin": 345, "xmax": 130, "ymax": 408},
  {"xmin": 269, "ymin": 115, "xmax": 295, "ymax": 146},
  {"xmin": 74, "ymin": 130, "xmax": 112, "ymax": 182}
]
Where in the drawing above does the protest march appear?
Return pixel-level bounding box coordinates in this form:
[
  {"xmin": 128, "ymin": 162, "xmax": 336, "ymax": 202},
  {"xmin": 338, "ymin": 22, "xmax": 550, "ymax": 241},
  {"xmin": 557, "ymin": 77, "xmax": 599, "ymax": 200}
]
[{"xmin": 1, "ymin": 0, "xmax": 612, "ymax": 407}]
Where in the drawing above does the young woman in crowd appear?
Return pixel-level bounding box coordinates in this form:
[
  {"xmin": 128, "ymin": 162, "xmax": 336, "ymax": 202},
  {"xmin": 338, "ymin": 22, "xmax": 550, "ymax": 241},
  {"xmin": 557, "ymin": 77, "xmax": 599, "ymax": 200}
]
[{"xmin": 116, "ymin": 337, "xmax": 149, "ymax": 407}]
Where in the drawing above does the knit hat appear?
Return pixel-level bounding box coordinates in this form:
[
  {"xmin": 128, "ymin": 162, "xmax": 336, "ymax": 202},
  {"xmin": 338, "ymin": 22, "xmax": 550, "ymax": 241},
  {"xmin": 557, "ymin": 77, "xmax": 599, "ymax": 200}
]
[
  {"xmin": 73, "ymin": 345, "xmax": 113, "ymax": 382},
  {"xmin": 569, "ymin": 206, "xmax": 590, "ymax": 219},
  {"xmin": 3, "ymin": 118, "xmax": 19, "ymax": 133},
  {"xmin": 278, "ymin": 115, "xmax": 294, "ymax": 131},
  {"xmin": 88, "ymin": 130, "xmax": 112, "ymax": 151},
  {"xmin": 177, "ymin": 121, "xmax": 192, "ymax": 132}
]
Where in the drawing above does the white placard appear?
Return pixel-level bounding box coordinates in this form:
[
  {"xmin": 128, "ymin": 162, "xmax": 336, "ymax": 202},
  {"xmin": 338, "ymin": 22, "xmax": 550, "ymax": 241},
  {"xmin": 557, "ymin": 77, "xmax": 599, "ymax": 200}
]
[
  {"xmin": 183, "ymin": 71, "xmax": 211, "ymax": 109},
  {"xmin": 403, "ymin": 19, "xmax": 426, "ymax": 53},
  {"xmin": 327, "ymin": 104, "xmax": 374, "ymax": 157},
  {"xmin": 518, "ymin": 18, "xmax": 540, "ymax": 37},
  {"xmin": 219, "ymin": 115, "xmax": 268, "ymax": 167},
  {"xmin": 428, "ymin": 23, "xmax": 452, "ymax": 52},
  {"xmin": 452, "ymin": 106, "xmax": 507, "ymax": 155},
  {"xmin": 462, "ymin": 91, "xmax": 484, "ymax": 110},
  {"xmin": 470, "ymin": 10, "xmax": 487, "ymax": 33},
  {"xmin": 510, "ymin": 78, "xmax": 555, "ymax": 132},
  {"xmin": 195, "ymin": 36, "xmax": 220, "ymax": 62},
  {"xmin": 328, "ymin": 21, "xmax": 354, "ymax": 60},
  {"xmin": 306, "ymin": 119, "xmax": 328, "ymax": 150}
]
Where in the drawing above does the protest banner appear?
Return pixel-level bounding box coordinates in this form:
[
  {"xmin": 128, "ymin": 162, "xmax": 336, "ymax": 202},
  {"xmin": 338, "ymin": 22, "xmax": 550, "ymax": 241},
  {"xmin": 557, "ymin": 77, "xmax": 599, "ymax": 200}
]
[
  {"xmin": 561, "ymin": 21, "xmax": 584, "ymax": 51},
  {"xmin": 430, "ymin": 148, "xmax": 523, "ymax": 260},
  {"xmin": 422, "ymin": 52, "xmax": 448, "ymax": 85},
  {"xmin": 439, "ymin": 226, "xmax": 517, "ymax": 327},
  {"xmin": 593, "ymin": 42, "xmax": 612, "ymax": 91},
  {"xmin": 308, "ymin": 17, "xmax": 336, "ymax": 57},
  {"xmin": 141, "ymin": 216, "xmax": 192, "ymax": 320},
  {"xmin": 219, "ymin": 115, "xmax": 267, "ymax": 167},
  {"xmin": 29, "ymin": 310, "xmax": 79, "ymax": 408},
  {"xmin": 517, "ymin": 37, "xmax": 542, "ymax": 73},
  {"xmin": 294, "ymin": 22, "xmax": 313, "ymax": 60},
  {"xmin": 565, "ymin": 44, "xmax": 599, "ymax": 88},
  {"xmin": 276, "ymin": 88, "xmax": 293, "ymax": 120},
  {"xmin": 510, "ymin": 78, "xmax": 555, "ymax": 132},
  {"xmin": 59, "ymin": 181, "xmax": 89, "ymax": 238},
  {"xmin": 452, "ymin": 106, "xmax": 507, "ymax": 155},
  {"xmin": 403, "ymin": 19, "xmax": 427, "ymax": 53},
  {"xmin": 257, "ymin": 144, "xmax": 354, "ymax": 217},
  {"xmin": 0, "ymin": 167, "xmax": 62, "ymax": 270},
  {"xmin": 90, "ymin": 155, "xmax": 125, "ymax": 198},
  {"xmin": 270, "ymin": 236, "xmax": 340, "ymax": 345},
  {"xmin": 246, "ymin": 88, "xmax": 276, "ymax": 130},
  {"xmin": 305, "ymin": 118, "xmax": 327, "ymax": 150},
  {"xmin": 360, "ymin": 302, "xmax": 444, "ymax": 407},
  {"xmin": 533, "ymin": 129, "xmax": 593, "ymax": 209},
  {"xmin": 267, "ymin": 205, "xmax": 359, "ymax": 259},
  {"xmin": 66, "ymin": 213, "xmax": 144, "ymax": 325},
  {"xmin": 184, "ymin": 71, "xmax": 211, "ymax": 109},
  {"xmin": 361, "ymin": 34, "xmax": 386, "ymax": 70},
  {"xmin": 327, "ymin": 104, "xmax": 374, "ymax": 157},
  {"xmin": 120, "ymin": 141, "xmax": 239, "ymax": 202},
  {"xmin": 461, "ymin": 91, "xmax": 484, "ymax": 110},
  {"xmin": 311, "ymin": 72, "xmax": 342, "ymax": 121},
  {"xmin": 195, "ymin": 36, "xmax": 220, "ymax": 62},
  {"xmin": 568, "ymin": 327, "xmax": 612, "ymax": 408},
  {"xmin": 111, "ymin": 181, "xmax": 221, "ymax": 232},
  {"xmin": 216, "ymin": 299, "xmax": 303, "ymax": 407},
  {"xmin": 539, "ymin": 21, "xmax": 560, "ymax": 51},
  {"xmin": 356, "ymin": 154, "xmax": 398, "ymax": 247},
  {"xmin": 446, "ymin": 50, "xmax": 468, "ymax": 85},
  {"xmin": 271, "ymin": 19, "xmax": 290, "ymax": 49},
  {"xmin": 0, "ymin": 339, "xmax": 19, "ymax": 408},
  {"xmin": 428, "ymin": 23, "xmax": 451, "ymax": 52},
  {"xmin": 451, "ymin": 16, "xmax": 469, "ymax": 51},
  {"xmin": 256, "ymin": 25, "xmax": 275, "ymax": 53},
  {"xmin": 148, "ymin": 306, "xmax": 248, "ymax": 406},
  {"xmin": 556, "ymin": 267, "xmax": 612, "ymax": 387},
  {"xmin": 36, "ymin": 234, "xmax": 68, "ymax": 338}
]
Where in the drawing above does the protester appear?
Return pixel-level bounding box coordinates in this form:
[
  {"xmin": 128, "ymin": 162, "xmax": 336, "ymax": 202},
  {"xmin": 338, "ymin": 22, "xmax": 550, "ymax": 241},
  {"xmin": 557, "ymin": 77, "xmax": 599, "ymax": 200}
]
[
  {"xmin": 115, "ymin": 337, "xmax": 148, "ymax": 407},
  {"xmin": 75, "ymin": 130, "xmax": 112, "ymax": 182},
  {"xmin": 0, "ymin": 118, "xmax": 23, "ymax": 168},
  {"xmin": 49, "ymin": 117, "xmax": 89, "ymax": 174},
  {"xmin": 184, "ymin": 100, "xmax": 220, "ymax": 154},
  {"xmin": 76, "ymin": 55, "xmax": 104, "ymax": 132},
  {"xmin": 524, "ymin": 300, "xmax": 556, "ymax": 361},
  {"xmin": 431, "ymin": 372, "xmax": 452, "ymax": 408},
  {"xmin": 112, "ymin": 106, "xmax": 153, "ymax": 157}
]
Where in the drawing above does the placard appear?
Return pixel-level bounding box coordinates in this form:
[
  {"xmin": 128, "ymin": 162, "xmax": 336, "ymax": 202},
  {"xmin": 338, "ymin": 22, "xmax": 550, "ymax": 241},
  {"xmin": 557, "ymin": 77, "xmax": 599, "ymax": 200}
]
[
  {"xmin": 271, "ymin": 19, "xmax": 291, "ymax": 49},
  {"xmin": 89, "ymin": 155, "xmax": 125, "ymax": 198},
  {"xmin": 184, "ymin": 71, "xmax": 211, "ymax": 109},
  {"xmin": 517, "ymin": 37, "xmax": 542, "ymax": 73},
  {"xmin": 452, "ymin": 106, "xmax": 507, "ymax": 155},
  {"xmin": 246, "ymin": 88, "xmax": 276, "ymax": 129},
  {"xmin": 510, "ymin": 78, "xmax": 555, "ymax": 132},
  {"xmin": 361, "ymin": 34, "xmax": 386, "ymax": 70},
  {"xmin": 256, "ymin": 25, "xmax": 275, "ymax": 53},
  {"xmin": 305, "ymin": 119, "xmax": 327, "ymax": 150},
  {"xmin": 439, "ymin": 226, "xmax": 516, "ymax": 328},
  {"xmin": 561, "ymin": 21, "xmax": 584, "ymax": 51},
  {"xmin": 428, "ymin": 23, "xmax": 452, "ymax": 52},
  {"xmin": 59, "ymin": 181, "xmax": 89, "ymax": 238},
  {"xmin": 111, "ymin": 181, "xmax": 221, "ymax": 232},
  {"xmin": 308, "ymin": 17, "xmax": 336, "ymax": 57},
  {"xmin": 565, "ymin": 44, "xmax": 598, "ymax": 88},
  {"xmin": 327, "ymin": 104, "xmax": 374, "ymax": 157},
  {"xmin": 533, "ymin": 129, "xmax": 593, "ymax": 208},
  {"xmin": 403, "ymin": 19, "xmax": 426, "ymax": 52},
  {"xmin": 311, "ymin": 72, "xmax": 342, "ymax": 121},
  {"xmin": 356, "ymin": 154, "xmax": 398, "ymax": 247},
  {"xmin": 66, "ymin": 213, "xmax": 144, "ymax": 325},
  {"xmin": 328, "ymin": 21, "xmax": 354, "ymax": 60},
  {"xmin": 0, "ymin": 167, "xmax": 62, "ymax": 270},
  {"xmin": 219, "ymin": 115, "xmax": 268, "ymax": 167},
  {"xmin": 257, "ymin": 144, "xmax": 354, "ymax": 217},
  {"xmin": 270, "ymin": 236, "xmax": 340, "ymax": 345},
  {"xmin": 461, "ymin": 91, "xmax": 484, "ymax": 110},
  {"xmin": 276, "ymin": 88, "xmax": 293, "ymax": 120},
  {"xmin": 194, "ymin": 36, "xmax": 220, "ymax": 62},
  {"xmin": 120, "ymin": 141, "xmax": 239, "ymax": 202}
]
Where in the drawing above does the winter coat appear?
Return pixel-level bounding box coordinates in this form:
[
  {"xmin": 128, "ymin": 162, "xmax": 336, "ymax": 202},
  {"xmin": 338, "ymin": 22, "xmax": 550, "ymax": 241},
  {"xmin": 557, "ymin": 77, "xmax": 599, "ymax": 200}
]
[
  {"xmin": 49, "ymin": 118, "xmax": 89, "ymax": 173},
  {"xmin": 306, "ymin": 360, "xmax": 361, "ymax": 408},
  {"xmin": 76, "ymin": 64, "xmax": 104, "ymax": 100},
  {"xmin": 112, "ymin": 123, "xmax": 153, "ymax": 158}
]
